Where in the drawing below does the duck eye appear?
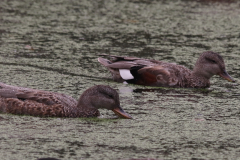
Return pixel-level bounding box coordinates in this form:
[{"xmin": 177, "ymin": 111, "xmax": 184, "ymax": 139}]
[
  {"xmin": 210, "ymin": 59, "xmax": 216, "ymax": 63},
  {"xmin": 106, "ymin": 94, "xmax": 113, "ymax": 98},
  {"xmin": 206, "ymin": 58, "xmax": 216, "ymax": 63}
]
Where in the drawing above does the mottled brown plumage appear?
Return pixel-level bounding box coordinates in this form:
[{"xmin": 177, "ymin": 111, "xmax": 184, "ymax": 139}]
[
  {"xmin": 98, "ymin": 51, "xmax": 235, "ymax": 88},
  {"xmin": 0, "ymin": 82, "xmax": 132, "ymax": 118}
]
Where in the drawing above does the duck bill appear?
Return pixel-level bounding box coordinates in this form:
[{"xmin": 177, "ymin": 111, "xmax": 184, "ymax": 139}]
[
  {"xmin": 218, "ymin": 70, "xmax": 235, "ymax": 82},
  {"xmin": 112, "ymin": 106, "xmax": 132, "ymax": 119}
]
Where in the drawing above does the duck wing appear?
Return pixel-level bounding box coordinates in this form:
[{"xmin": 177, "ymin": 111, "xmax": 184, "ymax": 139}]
[
  {"xmin": 0, "ymin": 82, "xmax": 77, "ymax": 117},
  {"xmin": 99, "ymin": 55, "xmax": 182, "ymax": 86},
  {"xmin": 98, "ymin": 56, "xmax": 144, "ymax": 82}
]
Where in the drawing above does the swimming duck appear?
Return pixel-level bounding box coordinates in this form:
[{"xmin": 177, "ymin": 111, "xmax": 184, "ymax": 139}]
[
  {"xmin": 98, "ymin": 51, "xmax": 235, "ymax": 88},
  {"xmin": 0, "ymin": 82, "xmax": 132, "ymax": 119}
]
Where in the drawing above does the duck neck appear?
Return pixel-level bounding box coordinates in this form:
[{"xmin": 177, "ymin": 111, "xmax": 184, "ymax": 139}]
[
  {"xmin": 190, "ymin": 70, "xmax": 210, "ymax": 88},
  {"xmin": 64, "ymin": 101, "xmax": 100, "ymax": 118},
  {"xmin": 75, "ymin": 98, "xmax": 100, "ymax": 118},
  {"xmin": 192, "ymin": 64, "xmax": 214, "ymax": 78}
]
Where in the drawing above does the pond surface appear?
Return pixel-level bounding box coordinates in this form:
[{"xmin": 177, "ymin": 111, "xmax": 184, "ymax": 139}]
[{"xmin": 0, "ymin": 0, "xmax": 240, "ymax": 159}]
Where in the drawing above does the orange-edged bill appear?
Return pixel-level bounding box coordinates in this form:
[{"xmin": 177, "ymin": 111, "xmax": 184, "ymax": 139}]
[
  {"xmin": 112, "ymin": 106, "xmax": 132, "ymax": 119},
  {"xmin": 219, "ymin": 70, "xmax": 235, "ymax": 82}
]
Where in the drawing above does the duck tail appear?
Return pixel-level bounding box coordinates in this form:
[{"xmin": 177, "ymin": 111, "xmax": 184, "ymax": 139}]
[
  {"xmin": 98, "ymin": 57, "xmax": 112, "ymax": 67},
  {"xmin": 98, "ymin": 57, "xmax": 124, "ymax": 82}
]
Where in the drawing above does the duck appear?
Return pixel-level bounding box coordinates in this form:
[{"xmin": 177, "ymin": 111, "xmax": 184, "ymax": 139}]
[
  {"xmin": 0, "ymin": 82, "xmax": 132, "ymax": 119},
  {"xmin": 98, "ymin": 51, "xmax": 235, "ymax": 88}
]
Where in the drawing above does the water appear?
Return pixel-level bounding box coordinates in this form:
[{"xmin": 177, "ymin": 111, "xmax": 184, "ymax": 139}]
[{"xmin": 0, "ymin": 0, "xmax": 240, "ymax": 159}]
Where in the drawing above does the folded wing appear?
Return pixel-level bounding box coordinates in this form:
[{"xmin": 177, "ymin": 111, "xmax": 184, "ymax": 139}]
[{"xmin": 0, "ymin": 82, "xmax": 77, "ymax": 117}]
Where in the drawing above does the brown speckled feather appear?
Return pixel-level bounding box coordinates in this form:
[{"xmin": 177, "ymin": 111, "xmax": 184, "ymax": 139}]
[
  {"xmin": 98, "ymin": 51, "xmax": 235, "ymax": 88},
  {"xmin": 0, "ymin": 83, "xmax": 132, "ymax": 118}
]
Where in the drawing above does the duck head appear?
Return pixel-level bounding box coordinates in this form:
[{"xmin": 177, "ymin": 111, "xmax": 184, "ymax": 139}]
[
  {"xmin": 193, "ymin": 51, "xmax": 235, "ymax": 82},
  {"xmin": 78, "ymin": 85, "xmax": 132, "ymax": 119}
]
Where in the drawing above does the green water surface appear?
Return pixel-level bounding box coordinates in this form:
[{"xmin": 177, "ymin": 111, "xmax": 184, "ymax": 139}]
[{"xmin": 0, "ymin": 0, "xmax": 240, "ymax": 159}]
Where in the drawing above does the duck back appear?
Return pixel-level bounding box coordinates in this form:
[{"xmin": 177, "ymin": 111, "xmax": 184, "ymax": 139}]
[{"xmin": 0, "ymin": 82, "xmax": 78, "ymax": 117}]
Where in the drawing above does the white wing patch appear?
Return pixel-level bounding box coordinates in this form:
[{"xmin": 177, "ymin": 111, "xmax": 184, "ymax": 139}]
[{"xmin": 119, "ymin": 69, "xmax": 134, "ymax": 80}]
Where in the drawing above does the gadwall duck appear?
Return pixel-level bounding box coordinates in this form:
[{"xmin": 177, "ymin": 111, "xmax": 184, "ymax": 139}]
[
  {"xmin": 0, "ymin": 82, "xmax": 132, "ymax": 119},
  {"xmin": 98, "ymin": 51, "xmax": 235, "ymax": 88}
]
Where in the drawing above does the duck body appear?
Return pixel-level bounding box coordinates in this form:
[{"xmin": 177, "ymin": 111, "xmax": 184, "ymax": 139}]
[
  {"xmin": 98, "ymin": 51, "xmax": 235, "ymax": 88},
  {"xmin": 0, "ymin": 82, "xmax": 132, "ymax": 119}
]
